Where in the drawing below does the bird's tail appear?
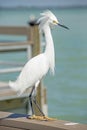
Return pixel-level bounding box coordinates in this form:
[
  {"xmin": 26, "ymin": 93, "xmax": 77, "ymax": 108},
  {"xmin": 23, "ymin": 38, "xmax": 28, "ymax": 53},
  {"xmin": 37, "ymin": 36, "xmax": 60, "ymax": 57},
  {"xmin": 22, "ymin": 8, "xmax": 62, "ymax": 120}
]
[
  {"xmin": 9, "ymin": 81, "xmax": 24, "ymax": 96},
  {"xmin": 9, "ymin": 81, "xmax": 18, "ymax": 91}
]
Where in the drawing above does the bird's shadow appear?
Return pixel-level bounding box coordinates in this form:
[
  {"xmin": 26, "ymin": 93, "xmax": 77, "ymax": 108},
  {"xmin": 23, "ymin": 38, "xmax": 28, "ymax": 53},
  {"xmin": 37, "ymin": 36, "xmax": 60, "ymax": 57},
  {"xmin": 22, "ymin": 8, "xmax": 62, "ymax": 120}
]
[{"xmin": 0, "ymin": 113, "xmax": 28, "ymax": 120}]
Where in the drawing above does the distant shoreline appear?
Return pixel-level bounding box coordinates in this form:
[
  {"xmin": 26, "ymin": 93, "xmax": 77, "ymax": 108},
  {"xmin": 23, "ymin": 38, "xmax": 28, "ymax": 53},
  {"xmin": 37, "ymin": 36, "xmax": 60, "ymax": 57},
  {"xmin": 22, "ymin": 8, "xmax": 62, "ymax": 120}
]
[{"xmin": 0, "ymin": 5, "xmax": 87, "ymax": 10}]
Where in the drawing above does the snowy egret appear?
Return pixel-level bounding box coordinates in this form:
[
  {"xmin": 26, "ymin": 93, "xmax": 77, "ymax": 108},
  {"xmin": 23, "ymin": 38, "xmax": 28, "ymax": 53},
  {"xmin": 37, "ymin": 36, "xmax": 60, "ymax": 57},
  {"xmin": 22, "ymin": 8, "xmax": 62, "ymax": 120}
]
[{"xmin": 9, "ymin": 10, "xmax": 69, "ymax": 120}]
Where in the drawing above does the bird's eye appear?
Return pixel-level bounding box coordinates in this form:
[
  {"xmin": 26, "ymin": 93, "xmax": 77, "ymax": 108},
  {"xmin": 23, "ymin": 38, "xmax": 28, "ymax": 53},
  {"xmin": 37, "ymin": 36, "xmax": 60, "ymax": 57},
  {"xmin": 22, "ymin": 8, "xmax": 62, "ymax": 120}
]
[{"xmin": 53, "ymin": 20, "xmax": 58, "ymax": 24}]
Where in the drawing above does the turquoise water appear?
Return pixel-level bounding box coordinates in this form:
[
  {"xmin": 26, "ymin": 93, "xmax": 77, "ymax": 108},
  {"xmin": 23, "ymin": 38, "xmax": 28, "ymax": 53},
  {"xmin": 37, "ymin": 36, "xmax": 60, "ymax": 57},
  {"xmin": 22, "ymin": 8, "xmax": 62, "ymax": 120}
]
[{"xmin": 0, "ymin": 8, "xmax": 87, "ymax": 124}]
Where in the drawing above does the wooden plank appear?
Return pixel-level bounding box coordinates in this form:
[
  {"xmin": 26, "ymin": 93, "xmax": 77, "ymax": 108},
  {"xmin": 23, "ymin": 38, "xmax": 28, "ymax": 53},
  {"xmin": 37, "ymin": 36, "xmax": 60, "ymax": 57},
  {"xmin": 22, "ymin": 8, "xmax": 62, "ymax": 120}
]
[
  {"xmin": 0, "ymin": 45, "xmax": 28, "ymax": 52},
  {"xmin": 0, "ymin": 111, "xmax": 87, "ymax": 130},
  {"xmin": 0, "ymin": 42, "xmax": 33, "ymax": 53},
  {"xmin": 0, "ymin": 82, "xmax": 29, "ymax": 111},
  {"xmin": 0, "ymin": 67, "xmax": 23, "ymax": 74},
  {"xmin": 0, "ymin": 81, "xmax": 32, "ymax": 102},
  {"xmin": 0, "ymin": 82, "xmax": 8, "ymax": 88},
  {"xmin": 0, "ymin": 41, "xmax": 33, "ymax": 46},
  {"xmin": 0, "ymin": 89, "xmax": 29, "ymax": 101},
  {"xmin": 0, "ymin": 126, "xmax": 22, "ymax": 130},
  {"xmin": 0, "ymin": 61, "xmax": 24, "ymax": 66},
  {"xmin": 0, "ymin": 85, "xmax": 30, "ymax": 100},
  {"xmin": 0, "ymin": 98, "xmax": 26, "ymax": 111},
  {"xmin": 0, "ymin": 26, "xmax": 29, "ymax": 36},
  {"xmin": 0, "ymin": 88, "xmax": 19, "ymax": 100}
]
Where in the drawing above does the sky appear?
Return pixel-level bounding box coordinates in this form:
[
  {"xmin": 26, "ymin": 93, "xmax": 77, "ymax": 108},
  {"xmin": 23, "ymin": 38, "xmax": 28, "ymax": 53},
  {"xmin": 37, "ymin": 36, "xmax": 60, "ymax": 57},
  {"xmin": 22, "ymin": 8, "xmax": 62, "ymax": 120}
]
[{"xmin": 0, "ymin": 0, "xmax": 87, "ymax": 8}]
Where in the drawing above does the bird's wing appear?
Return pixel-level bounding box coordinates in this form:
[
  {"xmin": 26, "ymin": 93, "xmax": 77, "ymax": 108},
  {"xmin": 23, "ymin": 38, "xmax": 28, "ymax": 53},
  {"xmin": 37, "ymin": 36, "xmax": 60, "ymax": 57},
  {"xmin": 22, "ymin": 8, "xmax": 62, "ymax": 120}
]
[{"xmin": 9, "ymin": 54, "xmax": 49, "ymax": 95}]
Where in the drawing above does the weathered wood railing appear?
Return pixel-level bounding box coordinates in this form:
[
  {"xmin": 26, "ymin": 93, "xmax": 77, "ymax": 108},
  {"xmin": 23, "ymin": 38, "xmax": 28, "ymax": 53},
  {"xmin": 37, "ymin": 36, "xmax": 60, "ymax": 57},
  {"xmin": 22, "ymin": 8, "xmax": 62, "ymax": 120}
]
[
  {"xmin": 0, "ymin": 24, "xmax": 47, "ymax": 115},
  {"xmin": 0, "ymin": 111, "xmax": 87, "ymax": 130}
]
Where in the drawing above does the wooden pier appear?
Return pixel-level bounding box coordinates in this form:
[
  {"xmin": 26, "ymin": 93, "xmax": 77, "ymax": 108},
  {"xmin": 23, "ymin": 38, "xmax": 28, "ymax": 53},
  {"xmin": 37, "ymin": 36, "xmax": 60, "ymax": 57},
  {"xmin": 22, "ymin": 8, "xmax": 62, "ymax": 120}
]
[
  {"xmin": 0, "ymin": 23, "xmax": 47, "ymax": 115},
  {"xmin": 0, "ymin": 111, "xmax": 87, "ymax": 130}
]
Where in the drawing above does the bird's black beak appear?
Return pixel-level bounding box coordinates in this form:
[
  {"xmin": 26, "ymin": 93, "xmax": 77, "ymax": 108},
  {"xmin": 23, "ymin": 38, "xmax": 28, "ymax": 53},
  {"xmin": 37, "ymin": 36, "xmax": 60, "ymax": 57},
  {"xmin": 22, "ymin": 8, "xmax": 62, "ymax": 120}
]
[{"xmin": 58, "ymin": 23, "xmax": 69, "ymax": 30}]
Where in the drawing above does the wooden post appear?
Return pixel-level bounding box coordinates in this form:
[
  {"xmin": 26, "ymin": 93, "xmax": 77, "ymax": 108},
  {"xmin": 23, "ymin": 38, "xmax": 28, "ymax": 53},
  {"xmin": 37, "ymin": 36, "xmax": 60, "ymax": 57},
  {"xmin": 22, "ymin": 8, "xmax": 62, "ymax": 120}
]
[
  {"xmin": 29, "ymin": 25, "xmax": 41, "ymax": 57},
  {"xmin": 28, "ymin": 24, "xmax": 43, "ymax": 115},
  {"xmin": 29, "ymin": 25, "xmax": 47, "ymax": 115}
]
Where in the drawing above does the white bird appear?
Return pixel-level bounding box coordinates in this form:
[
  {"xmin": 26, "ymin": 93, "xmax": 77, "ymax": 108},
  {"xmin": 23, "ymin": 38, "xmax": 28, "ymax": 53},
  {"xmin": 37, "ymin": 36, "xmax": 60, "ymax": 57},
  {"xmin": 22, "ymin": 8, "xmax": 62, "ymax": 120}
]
[{"xmin": 9, "ymin": 10, "xmax": 69, "ymax": 120}]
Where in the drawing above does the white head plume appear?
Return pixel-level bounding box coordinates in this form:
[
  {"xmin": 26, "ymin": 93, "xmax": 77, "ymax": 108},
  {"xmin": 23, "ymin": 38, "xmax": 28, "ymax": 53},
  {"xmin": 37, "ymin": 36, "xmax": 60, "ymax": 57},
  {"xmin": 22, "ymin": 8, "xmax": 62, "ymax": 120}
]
[{"xmin": 37, "ymin": 10, "xmax": 58, "ymax": 31}]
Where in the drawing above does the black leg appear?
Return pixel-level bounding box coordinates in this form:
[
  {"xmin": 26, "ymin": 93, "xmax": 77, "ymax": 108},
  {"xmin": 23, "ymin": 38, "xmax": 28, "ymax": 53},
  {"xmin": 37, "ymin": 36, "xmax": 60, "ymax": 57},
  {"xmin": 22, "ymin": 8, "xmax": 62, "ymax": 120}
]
[
  {"xmin": 33, "ymin": 97, "xmax": 45, "ymax": 116},
  {"xmin": 29, "ymin": 95, "xmax": 35, "ymax": 115},
  {"xmin": 29, "ymin": 86, "xmax": 35, "ymax": 97},
  {"xmin": 28, "ymin": 86, "xmax": 35, "ymax": 115},
  {"xmin": 28, "ymin": 86, "xmax": 45, "ymax": 116}
]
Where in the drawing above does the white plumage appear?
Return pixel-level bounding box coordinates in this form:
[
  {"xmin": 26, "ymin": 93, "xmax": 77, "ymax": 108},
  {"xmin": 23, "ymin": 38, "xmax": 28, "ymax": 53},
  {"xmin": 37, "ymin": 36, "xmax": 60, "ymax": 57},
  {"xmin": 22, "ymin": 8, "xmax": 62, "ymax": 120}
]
[
  {"xmin": 9, "ymin": 53, "xmax": 49, "ymax": 95},
  {"xmin": 9, "ymin": 10, "xmax": 68, "ymax": 96}
]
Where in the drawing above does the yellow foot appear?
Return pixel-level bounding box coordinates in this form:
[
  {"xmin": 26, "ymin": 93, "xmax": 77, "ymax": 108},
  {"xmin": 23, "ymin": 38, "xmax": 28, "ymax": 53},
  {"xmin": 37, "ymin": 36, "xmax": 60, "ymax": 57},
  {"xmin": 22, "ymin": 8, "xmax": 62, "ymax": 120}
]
[
  {"xmin": 43, "ymin": 116, "xmax": 56, "ymax": 121},
  {"xmin": 28, "ymin": 115, "xmax": 56, "ymax": 121}
]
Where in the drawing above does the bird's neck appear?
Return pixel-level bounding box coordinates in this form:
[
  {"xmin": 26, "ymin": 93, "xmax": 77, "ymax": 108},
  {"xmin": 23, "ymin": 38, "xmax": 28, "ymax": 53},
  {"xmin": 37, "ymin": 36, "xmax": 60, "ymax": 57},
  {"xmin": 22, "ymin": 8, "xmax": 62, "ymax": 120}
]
[{"xmin": 44, "ymin": 25, "xmax": 55, "ymax": 75}]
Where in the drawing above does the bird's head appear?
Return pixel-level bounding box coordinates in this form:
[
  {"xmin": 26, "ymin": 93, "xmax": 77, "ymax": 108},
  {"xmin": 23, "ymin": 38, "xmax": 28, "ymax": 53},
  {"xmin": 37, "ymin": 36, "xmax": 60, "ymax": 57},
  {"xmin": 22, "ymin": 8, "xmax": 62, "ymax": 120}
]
[{"xmin": 37, "ymin": 10, "xmax": 69, "ymax": 30}]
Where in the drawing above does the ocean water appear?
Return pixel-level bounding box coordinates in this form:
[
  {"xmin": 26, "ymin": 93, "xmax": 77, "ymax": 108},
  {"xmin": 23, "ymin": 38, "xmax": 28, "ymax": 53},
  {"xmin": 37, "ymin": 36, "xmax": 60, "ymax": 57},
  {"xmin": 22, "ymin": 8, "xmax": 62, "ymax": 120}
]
[{"xmin": 0, "ymin": 7, "xmax": 87, "ymax": 124}]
